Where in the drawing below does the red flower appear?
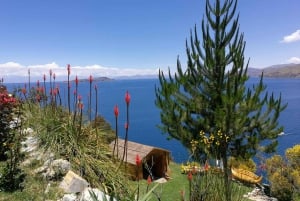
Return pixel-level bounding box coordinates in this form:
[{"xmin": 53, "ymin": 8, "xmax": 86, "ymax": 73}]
[
  {"xmin": 125, "ymin": 122, "xmax": 129, "ymax": 129},
  {"xmin": 78, "ymin": 102, "xmax": 83, "ymax": 110},
  {"xmin": 114, "ymin": 105, "xmax": 119, "ymax": 117},
  {"xmin": 125, "ymin": 91, "xmax": 130, "ymax": 105},
  {"xmin": 67, "ymin": 64, "xmax": 71, "ymax": 75},
  {"xmin": 21, "ymin": 88, "xmax": 27, "ymax": 95},
  {"xmin": 204, "ymin": 160, "xmax": 210, "ymax": 171},
  {"xmin": 75, "ymin": 75, "xmax": 79, "ymax": 85},
  {"xmin": 36, "ymin": 94, "xmax": 41, "ymax": 102},
  {"xmin": 187, "ymin": 171, "xmax": 193, "ymax": 181},
  {"xmin": 53, "ymin": 88, "xmax": 57, "ymax": 96},
  {"xmin": 89, "ymin": 75, "xmax": 93, "ymax": 83},
  {"xmin": 180, "ymin": 190, "xmax": 185, "ymax": 199},
  {"xmin": 40, "ymin": 87, "xmax": 45, "ymax": 94},
  {"xmin": 135, "ymin": 154, "xmax": 142, "ymax": 166},
  {"xmin": 147, "ymin": 175, "xmax": 152, "ymax": 185}
]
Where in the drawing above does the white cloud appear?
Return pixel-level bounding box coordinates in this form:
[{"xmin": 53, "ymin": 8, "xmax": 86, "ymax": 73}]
[
  {"xmin": 287, "ymin": 57, "xmax": 300, "ymax": 64},
  {"xmin": 281, "ymin": 29, "xmax": 300, "ymax": 43},
  {"xmin": 0, "ymin": 61, "xmax": 159, "ymax": 83}
]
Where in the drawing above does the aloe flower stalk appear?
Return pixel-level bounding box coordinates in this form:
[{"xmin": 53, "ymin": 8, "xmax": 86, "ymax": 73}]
[
  {"xmin": 94, "ymin": 84, "xmax": 98, "ymax": 121},
  {"xmin": 113, "ymin": 105, "xmax": 119, "ymax": 158},
  {"xmin": 67, "ymin": 64, "xmax": 71, "ymax": 113},
  {"xmin": 88, "ymin": 75, "xmax": 93, "ymax": 122},
  {"xmin": 125, "ymin": 91, "xmax": 130, "ymax": 164},
  {"xmin": 43, "ymin": 74, "xmax": 46, "ymax": 105},
  {"xmin": 121, "ymin": 91, "xmax": 130, "ymax": 169},
  {"xmin": 135, "ymin": 154, "xmax": 141, "ymax": 200},
  {"xmin": 28, "ymin": 68, "xmax": 31, "ymax": 91}
]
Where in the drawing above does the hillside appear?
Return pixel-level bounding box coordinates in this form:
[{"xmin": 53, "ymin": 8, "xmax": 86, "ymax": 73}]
[{"xmin": 248, "ymin": 63, "xmax": 300, "ymax": 78}]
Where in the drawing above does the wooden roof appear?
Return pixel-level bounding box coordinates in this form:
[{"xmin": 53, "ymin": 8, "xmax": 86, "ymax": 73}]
[{"xmin": 110, "ymin": 138, "xmax": 170, "ymax": 165}]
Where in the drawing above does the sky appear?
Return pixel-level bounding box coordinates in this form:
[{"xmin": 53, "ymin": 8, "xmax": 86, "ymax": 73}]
[{"xmin": 0, "ymin": 0, "xmax": 300, "ymax": 82}]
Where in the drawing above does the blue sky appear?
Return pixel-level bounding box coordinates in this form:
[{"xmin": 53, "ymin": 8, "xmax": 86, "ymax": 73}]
[{"xmin": 0, "ymin": 0, "xmax": 300, "ymax": 82}]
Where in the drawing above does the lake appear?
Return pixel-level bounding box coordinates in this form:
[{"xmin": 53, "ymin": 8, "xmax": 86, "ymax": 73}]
[{"xmin": 5, "ymin": 77, "xmax": 300, "ymax": 163}]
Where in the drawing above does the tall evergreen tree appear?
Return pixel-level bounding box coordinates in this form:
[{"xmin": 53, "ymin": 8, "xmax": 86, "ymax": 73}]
[{"xmin": 155, "ymin": 0, "xmax": 286, "ymax": 200}]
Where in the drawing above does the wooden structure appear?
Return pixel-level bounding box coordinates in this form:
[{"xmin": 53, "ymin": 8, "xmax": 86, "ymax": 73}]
[
  {"xmin": 110, "ymin": 138, "xmax": 171, "ymax": 180},
  {"xmin": 231, "ymin": 167, "xmax": 263, "ymax": 184}
]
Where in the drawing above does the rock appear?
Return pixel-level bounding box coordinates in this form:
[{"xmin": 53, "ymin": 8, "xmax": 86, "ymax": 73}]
[
  {"xmin": 79, "ymin": 187, "xmax": 117, "ymax": 201},
  {"xmin": 34, "ymin": 158, "xmax": 71, "ymax": 180},
  {"xmin": 23, "ymin": 127, "xmax": 34, "ymax": 135},
  {"xmin": 60, "ymin": 194, "xmax": 78, "ymax": 201},
  {"xmin": 59, "ymin": 170, "xmax": 89, "ymax": 193},
  {"xmin": 21, "ymin": 136, "xmax": 38, "ymax": 153},
  {"xmin": 244, "ymin": 187, "xmax": 278, "ymax": 201}
]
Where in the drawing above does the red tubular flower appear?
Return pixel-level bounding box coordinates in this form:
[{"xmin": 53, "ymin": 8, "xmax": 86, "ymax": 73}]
[
  {"xmin": 53, "ymin": 88, "xmax": 57, "ymax": 96},
  {"xmin": 204, "ymin": 160, "xmax": 210, "ymax": 171},
  {"xmin": 187, "ymin": 171, "xmax": 193, "ymax": 181},
  {"xmin": 21, "ymin": 88, "xmax": 26, "ymax": 95},
  {"xmin": 125, "ymin": 91, "xmax": 130, "ymax": 105},
  {"xmin": 147, "ymin": 175, "xmax": 152, "ymax": 185},
  {"xmin": 40, "ymin": 87, "xmax": 45, "ymax": 94},
  {"xmin": 180, "ymin": 190, "xmax": 185, "ymax": 199},
  {"xmin": 36, "ymin": 94, "xmax": 41, "ymax": 102},
  {"xmin": 135, "ymin": 154, "xmax": 142, "ymax": 166},
  {"xmin": 89, "ymin": 75, "xmax": 93, "ymax": 83},
  {"xmin": 114, "ymin": 105, "xmax": 119, "ymax": 117},
  {"xmin": 75, "ymin": 75, "xmax": 79, "ymax": 85},
  {"xmin": 67, "ymin": 64, "xmax": 71, "ymax": 75},
  {"xmin": 78, "ymin": 102, "xmax": 84, "ymax": 110}
]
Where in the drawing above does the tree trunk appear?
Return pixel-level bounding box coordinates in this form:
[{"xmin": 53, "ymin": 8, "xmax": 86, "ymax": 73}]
[{"xmin": 222, "ymin": 155, "xmax": 231, "ymax": 201}]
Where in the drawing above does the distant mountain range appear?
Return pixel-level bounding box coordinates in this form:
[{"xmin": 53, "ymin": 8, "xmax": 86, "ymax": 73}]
[{"xmin": 248, "ymin": 63, "xmax": 300, "ymax": 78}]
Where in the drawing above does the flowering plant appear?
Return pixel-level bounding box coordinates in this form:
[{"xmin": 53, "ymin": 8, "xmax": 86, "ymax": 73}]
[{"xmin": 0, "ymin": 85, "xmax": 18, "ymax": 160}]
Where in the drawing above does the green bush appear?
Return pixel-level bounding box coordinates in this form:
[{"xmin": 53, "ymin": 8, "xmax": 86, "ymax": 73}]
[
  {"xmin": 0, "ymin": 85, "xmax": 25, "ymax": 191},
  {"xmin": 266, "ymin": 145, "xmax": 300, "ymax": 201}
]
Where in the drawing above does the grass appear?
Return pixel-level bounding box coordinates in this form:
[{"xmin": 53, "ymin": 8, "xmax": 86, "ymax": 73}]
[{"xmin": 130, "ymin": 162, "xmax": 252, "ymax": 201}]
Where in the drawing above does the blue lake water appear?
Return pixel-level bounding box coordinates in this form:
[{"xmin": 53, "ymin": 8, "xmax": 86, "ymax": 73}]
[{"xmin": 5, "ymin": 77, "xmax": 300, "ymax": 163}]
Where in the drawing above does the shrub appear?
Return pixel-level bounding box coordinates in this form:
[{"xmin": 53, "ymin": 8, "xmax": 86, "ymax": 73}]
[
  {"xmin": 228, "ymin": 157, "xmax": 256, "ymax": 172},
  {"xmin": 266, "ymin": 145, "xmax": 300, "ymax": 201},
  {"xmin": 0, "ymin": 85, "xmax": 25, "ymax": 191}
]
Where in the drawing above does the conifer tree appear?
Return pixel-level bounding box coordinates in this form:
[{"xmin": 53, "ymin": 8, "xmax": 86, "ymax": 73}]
[{"xmin": 155, "ymin": 0, "xmax": 286, "ymax": 200}]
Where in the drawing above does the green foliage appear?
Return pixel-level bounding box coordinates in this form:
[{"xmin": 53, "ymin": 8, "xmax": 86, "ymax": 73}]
[
  {"xmin": 155, "ymin": 0, "xmax": 286, "ymax": 200},
  {"xmin": 228, "ymin": 157, "xmax": 256, "ymax": 172},
  {"xmin": 18, "ymin": 84, "xmax": 134, "ymax": 200},
  {"xmin": 266, "ymin": 145, "xmax": 300, "ymax": 201},
  {"xmin": 0, "ymin": 85, "xmax": 18, "ymax": 160},
  {"xmin": 187, "ymin": 170, "xmax": 248, "ymax": 201},
  {"xmin": 0, "ymin": 85, "xmax": 25, "ymax": 192}
]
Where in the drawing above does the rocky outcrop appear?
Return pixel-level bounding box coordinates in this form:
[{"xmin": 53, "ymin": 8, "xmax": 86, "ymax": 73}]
[{"xmin": 20, "ymin": 128, "xmax": 117, "ymax": 201}]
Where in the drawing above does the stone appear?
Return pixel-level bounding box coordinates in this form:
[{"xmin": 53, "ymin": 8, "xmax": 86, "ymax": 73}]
[
  {"xmin": 34, "ymin": 158, "xmax": 71, "ymax": 180},
  {"xmin": 59, "ymin": 170, "xmax": 89, "ymax": 193},
  {"xmin": 79, "ymin": 187, "xmax": 117, "ymax": 201},
  {"xmin": 60, "ymin": 194, "xmax": 78, "ymax": 201}
]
